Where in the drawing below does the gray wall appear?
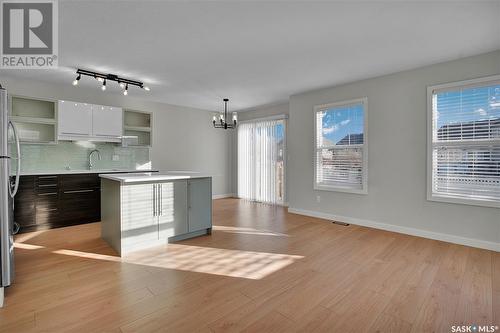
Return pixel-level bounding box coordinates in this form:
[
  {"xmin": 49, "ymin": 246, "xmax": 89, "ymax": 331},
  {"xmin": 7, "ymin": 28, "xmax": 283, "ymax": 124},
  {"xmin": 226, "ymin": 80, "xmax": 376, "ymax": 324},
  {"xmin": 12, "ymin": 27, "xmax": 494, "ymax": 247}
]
[
  {"xmin": 288, "ymin": 50, "xmax": 500, "ymax": 247},
  {"xmin": 0, "ymin": 76, "xmax": 233, "ymax": 196}
]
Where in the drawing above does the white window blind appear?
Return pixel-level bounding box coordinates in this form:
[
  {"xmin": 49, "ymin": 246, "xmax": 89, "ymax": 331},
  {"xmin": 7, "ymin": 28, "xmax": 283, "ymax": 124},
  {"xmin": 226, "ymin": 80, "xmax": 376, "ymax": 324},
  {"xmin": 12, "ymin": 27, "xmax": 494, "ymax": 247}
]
[
  {"xmin": 237, "ymin": 118, "xmax": 286, "ymax": 204},
  {"xmin": 429, "ymin": 77, "xmax": 500, "ymax": 207},
  {"xmin": 314, "ymin": 98, "xmax": 367, "ymax": 193}
]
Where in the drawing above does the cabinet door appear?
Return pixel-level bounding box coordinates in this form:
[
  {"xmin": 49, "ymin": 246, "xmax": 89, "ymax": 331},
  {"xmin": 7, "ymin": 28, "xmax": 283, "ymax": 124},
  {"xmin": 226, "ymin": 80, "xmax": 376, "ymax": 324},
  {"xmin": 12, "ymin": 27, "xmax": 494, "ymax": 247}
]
[
  {"xmin": 58, "ymin": 101, "xmax": 92, "ymax": 136},
  {"xmin": 121, "ymin": 184, "xmax": 158, "ymax": 247},
  {"xmin": 14, "ymin": 176, "xmax": 36, "ymax": 229},
  {"xmin": 187, "ymin": 178, "xmax": 212, "ymax": 232},
  {"xmin": 158, "ymin": 181, "xmax": 188, "ymax": 239},
  {"xmin": 92, "ymin": 105, "xmax": 123, "ymax": 138}
]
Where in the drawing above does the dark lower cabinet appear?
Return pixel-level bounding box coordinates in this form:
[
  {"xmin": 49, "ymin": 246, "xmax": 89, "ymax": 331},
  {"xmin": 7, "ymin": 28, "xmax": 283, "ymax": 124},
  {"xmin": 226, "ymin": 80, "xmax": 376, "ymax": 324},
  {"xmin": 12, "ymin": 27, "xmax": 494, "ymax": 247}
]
[{"xmin": 14, "ymin": 174, "xmax": 101, "ymax": 233}]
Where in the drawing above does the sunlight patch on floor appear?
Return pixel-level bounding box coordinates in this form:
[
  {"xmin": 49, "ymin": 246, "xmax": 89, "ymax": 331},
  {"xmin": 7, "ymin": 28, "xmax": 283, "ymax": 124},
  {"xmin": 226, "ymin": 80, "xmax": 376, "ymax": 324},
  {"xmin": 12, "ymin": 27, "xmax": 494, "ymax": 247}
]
[
  {"xmin": 51, "ymin": 244, "xmax": 303, "ymax": 280},
  {"xmin": 14, "ymin": 243, "xmax": 45, "ymax": 250},
  {"xmin": 126, "ymin": 244, "xmax": 303, "ymax": 279},
  {"xmin": 52, "ymin": 249, "xmax": 121, "ymax": 262}
]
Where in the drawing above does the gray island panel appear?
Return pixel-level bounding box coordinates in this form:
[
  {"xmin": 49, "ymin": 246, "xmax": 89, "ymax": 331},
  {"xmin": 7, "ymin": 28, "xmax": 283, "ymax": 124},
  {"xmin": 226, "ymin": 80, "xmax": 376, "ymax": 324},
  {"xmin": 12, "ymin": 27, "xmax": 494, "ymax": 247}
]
[{"xmin": 100, "ymin": 173, "xmax": 212, "ymax": 256}]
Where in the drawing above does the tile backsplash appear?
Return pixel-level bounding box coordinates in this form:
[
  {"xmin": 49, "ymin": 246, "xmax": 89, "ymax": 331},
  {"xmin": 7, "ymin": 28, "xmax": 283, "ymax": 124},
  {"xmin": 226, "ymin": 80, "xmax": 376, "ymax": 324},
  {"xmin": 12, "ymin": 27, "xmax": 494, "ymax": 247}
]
[{"xmin": 12, "ymin": 141, "xmax": 151, "ymax": 173}]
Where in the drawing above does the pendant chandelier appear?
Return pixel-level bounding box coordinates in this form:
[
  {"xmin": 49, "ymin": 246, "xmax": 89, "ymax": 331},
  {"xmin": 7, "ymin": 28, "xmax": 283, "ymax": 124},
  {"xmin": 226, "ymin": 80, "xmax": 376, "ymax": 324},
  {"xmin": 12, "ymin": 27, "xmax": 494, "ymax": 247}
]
[{"xmin": 213, "ymin": 98, "xmax": 237, "ymax": 129}]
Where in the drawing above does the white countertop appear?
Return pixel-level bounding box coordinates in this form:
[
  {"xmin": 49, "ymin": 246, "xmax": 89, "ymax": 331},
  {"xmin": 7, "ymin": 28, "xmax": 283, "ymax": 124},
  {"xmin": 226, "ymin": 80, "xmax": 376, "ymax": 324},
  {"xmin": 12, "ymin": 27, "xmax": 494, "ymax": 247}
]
[
  {"xmin": 99, "ymin": 172, "xmax": 211, "ymax": 184},
  {"xmin": 19, "ymin": 169, "xmax": 158, "ymax": 176}
]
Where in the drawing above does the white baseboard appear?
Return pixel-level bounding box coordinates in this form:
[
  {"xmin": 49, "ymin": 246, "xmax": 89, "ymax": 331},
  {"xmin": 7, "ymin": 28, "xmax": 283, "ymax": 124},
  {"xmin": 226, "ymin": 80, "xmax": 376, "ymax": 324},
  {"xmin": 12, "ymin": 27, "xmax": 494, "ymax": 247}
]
[
  {"xmin": 288, "ymin": 207, "xmax": 500, "ymax": 252},
  {"xmin": 212, "ymin": 193, "xmax": 235, "ymax": 199}
]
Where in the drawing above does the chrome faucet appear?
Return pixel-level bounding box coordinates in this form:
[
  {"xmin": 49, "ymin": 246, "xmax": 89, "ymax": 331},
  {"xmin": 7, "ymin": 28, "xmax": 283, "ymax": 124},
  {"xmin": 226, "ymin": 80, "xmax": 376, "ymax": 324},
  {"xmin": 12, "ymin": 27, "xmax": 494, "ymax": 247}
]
[{"xmin": 88, "ymin": 149, "xmax": 101, "ymax": 170}]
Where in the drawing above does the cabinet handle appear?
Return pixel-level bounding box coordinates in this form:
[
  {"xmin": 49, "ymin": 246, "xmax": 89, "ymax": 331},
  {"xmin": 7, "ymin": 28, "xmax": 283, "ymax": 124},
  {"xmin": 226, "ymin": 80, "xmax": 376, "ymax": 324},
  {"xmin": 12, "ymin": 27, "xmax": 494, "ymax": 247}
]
[
  {"xmin": 38, "ymin": 184, "xmax": 57, "ymax": 187},
  {"xmin": 159, "ymin": 184, "xmax": 162, "ymax": 216},
  {"xmin": 38, "ymin": 176, "xmax": 57, "ymax": 179},
  {"xmin": 94, "ymin": 134, "xmax": 119, "ymax": 137},
  {"xmin": 63, "ymin": 189, "xmax": 94, "ymax": 194},
  {"xmin": 152, "ymin": 184, "xmax": 156, "ymax": 216},
  {"xmin": 38, "ymin": 192, "xmax": 57, "ymax": 196},
  {"xmin": 61, "ymin": 132, "xmax": 87, "ymax": 136}
]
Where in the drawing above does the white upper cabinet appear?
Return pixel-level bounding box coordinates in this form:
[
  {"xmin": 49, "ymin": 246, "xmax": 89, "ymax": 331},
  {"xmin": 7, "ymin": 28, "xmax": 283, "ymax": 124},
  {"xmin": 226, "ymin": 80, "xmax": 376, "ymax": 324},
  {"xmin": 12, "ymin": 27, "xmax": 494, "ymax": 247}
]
[
  {"xmin": 91, "ymin": 105, "xmax": 123, "ymax": 141},
  {"xmin": 58, "ymin": 100, "xmax": 123, "ymax": 142},
  {"xmin": 58, "ymin": 101, "xmax": 92, "ymax": 137}
]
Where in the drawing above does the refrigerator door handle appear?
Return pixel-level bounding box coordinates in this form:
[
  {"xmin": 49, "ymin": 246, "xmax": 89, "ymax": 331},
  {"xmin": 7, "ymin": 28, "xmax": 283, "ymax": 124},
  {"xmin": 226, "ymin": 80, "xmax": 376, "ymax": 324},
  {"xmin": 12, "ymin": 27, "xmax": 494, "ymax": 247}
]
[{"xmin": 8, "ymin": 120, "xmax": 20, "ymax": 198}]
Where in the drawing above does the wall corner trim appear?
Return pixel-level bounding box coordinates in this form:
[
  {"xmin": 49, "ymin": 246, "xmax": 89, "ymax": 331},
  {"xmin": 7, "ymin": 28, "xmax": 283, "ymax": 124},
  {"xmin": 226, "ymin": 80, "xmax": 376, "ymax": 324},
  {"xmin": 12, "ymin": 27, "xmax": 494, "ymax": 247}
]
[{"xmin": 287, "ymin": 207, "xmax": 500, "ymax": 252}]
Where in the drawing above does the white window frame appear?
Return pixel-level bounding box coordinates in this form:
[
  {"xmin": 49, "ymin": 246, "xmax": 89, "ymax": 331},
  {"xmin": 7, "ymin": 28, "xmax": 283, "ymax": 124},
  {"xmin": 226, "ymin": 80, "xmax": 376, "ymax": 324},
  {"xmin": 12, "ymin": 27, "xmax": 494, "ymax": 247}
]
[
  {"xmin": 427, "ymin": 74, "xmax": 500, "ymax": 208},
  {"xmin": 313, "ymin": 97, "xmax": 368, "ymax": 194}
]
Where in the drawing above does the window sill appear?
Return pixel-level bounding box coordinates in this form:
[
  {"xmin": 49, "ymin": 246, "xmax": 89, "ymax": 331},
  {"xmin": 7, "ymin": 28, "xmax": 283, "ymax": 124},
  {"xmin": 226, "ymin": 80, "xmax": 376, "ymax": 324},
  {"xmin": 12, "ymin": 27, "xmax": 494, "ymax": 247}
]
[
  {"xmin": 314, "ymin": 184, "xmax": 368, "ymax": 195},
  {"xmin": 428, "ymin": 194, "xmax": 500, "ymax": 209}
]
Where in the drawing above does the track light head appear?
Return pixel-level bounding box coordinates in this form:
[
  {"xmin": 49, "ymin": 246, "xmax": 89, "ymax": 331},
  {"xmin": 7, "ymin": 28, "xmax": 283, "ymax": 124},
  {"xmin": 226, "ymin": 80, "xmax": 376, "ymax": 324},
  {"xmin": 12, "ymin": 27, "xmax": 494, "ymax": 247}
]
[
  {"xmin": 123, "ymin": 84, "xmax": 128, "ymax": 96},
  {"xmin": 119, "ymin": 82, "xmax": 125, "ymax": 89},
  {"xmin": 72, "ymin": 74, "xmax": 81, "ymax": 86},
  {"xmin": 101, "ymin": 79, "xmax": 107, "ymax": 91},
  {"xmin": 143, "ymin": 86, "xmax": 150, "ymax": 91}
]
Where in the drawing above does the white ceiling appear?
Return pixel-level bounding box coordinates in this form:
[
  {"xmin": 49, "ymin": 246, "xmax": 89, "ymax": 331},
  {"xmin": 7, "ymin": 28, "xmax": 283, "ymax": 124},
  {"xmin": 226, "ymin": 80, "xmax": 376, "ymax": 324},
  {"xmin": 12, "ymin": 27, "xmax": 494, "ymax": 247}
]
[{"xmin": 1, "ymin": 1, "xmax": 499, "ymax": 111}]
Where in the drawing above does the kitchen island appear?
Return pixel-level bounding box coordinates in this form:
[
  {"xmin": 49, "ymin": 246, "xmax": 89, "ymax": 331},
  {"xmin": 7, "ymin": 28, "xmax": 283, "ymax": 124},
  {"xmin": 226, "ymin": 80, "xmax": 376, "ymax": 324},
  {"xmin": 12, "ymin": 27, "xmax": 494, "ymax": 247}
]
[{"xmin": 99, "ymin": 172, "xmax": 212, "ymax": 256}]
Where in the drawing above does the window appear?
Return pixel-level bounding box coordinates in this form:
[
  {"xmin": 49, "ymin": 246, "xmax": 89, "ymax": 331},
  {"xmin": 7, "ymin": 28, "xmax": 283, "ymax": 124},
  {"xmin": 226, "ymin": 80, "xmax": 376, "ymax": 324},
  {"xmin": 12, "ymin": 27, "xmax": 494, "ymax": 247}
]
[
  {"xmin": 238, "ymin": 117, "xmax": 286, "ymax": 204},
  {"xmin": 314, "ymin": 98, "xmax": 367, "ymax": 193},
  {"xmin": 428, "ymin": 75, "xmax": 500, "ymax": 208}
]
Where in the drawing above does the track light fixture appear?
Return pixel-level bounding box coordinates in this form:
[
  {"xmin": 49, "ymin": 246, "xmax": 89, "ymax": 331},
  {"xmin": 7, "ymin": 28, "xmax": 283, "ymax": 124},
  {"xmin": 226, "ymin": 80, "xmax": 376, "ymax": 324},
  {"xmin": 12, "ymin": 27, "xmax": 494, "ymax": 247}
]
[{"xmin": 71, "ymin": 69, "xmax": 151, "ymax": 95}]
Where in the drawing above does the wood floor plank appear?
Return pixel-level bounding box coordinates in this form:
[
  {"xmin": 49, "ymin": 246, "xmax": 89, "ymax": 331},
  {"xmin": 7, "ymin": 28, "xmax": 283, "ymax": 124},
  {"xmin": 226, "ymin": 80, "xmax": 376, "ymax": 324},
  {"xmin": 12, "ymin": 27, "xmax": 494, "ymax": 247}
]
[
  {"xmin": 369, "ymin": 313, "xmax": 413, "ymax": 333},
  {"xmin": 382, "ymin": 262, "xmax": 439, "ymax": 323},
  {"xmin": 411, "ymin": 244, "xmax": 470, "ymax": 333},
  {"xmin": 0, "ymin": 198, "xmax": 495, "ymax": 333},
  {"xmin": 453, "ymin": 248, "xmax": 493, "ymax": 326}
]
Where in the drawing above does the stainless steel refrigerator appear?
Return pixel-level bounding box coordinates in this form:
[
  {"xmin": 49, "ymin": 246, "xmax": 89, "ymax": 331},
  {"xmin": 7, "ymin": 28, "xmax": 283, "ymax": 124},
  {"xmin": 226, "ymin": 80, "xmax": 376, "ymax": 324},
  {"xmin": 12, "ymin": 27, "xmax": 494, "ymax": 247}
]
[{"xmin": 0, "ymin": 84, "xmax": 21, "ymax": 291}]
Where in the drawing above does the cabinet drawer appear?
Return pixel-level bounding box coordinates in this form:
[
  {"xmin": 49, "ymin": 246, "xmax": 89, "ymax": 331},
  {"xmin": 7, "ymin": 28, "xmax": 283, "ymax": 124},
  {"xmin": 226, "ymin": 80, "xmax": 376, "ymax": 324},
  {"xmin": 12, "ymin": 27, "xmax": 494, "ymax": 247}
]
[
  {"xmin": 61, "ymin": 188, "xmax": 100, "ymax": 215},
  {"xmin": 36, "ymin": 210, "xmax": 59, "ymax": 225},
  {"xmin": 60, "ymin": 174, "xmax": 100, "ymax": 190},
  {"xmin": 18, "ymin": 176, "xmax": 35, "ymax": 190},
  {"xmin": 36, "ymin": 175, "xmax": 58, "ymax": 184}
]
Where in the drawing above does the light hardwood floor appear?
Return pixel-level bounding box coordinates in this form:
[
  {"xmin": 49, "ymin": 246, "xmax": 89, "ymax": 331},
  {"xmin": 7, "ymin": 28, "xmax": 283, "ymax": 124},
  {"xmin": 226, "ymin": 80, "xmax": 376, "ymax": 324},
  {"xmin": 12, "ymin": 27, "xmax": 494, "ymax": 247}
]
[{"xmin": 1, "ymin": 198, "xmax": 498, "ymax": 332}]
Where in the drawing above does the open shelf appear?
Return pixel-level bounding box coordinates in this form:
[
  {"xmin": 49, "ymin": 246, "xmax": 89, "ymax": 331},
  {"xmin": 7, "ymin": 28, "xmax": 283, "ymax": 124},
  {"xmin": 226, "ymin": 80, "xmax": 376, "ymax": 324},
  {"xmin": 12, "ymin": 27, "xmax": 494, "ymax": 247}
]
[
  {"xmin": 123, "ymin": 130, "xmax": 151, "ymax": 147},
  {"xmin": 14, "ymin": 122, "xmax": 57, "ymax": 143},
  {"xmin": 124, "ymin": 110, "xmax": 151, "ymax": 128},
  {"xmin": 10, "ymin": 96, "xmax": 57, "ymax": 144},
  {"xmin": 11, "ymin": 96, "xmax": 56, "ymax": 119},
  {"xmin": 123, "ymin": 110, "xmax": 152, "ymax": 147},
  {"xmin": 124, "ymin": 125, "xmax": 151, "ymax": 132}
]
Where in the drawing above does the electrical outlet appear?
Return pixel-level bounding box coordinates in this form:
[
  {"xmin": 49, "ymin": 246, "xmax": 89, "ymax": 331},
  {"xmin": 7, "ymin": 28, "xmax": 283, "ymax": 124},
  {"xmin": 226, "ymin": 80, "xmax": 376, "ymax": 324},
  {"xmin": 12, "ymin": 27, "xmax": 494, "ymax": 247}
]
[
  {"xmin": 112, "ymin": 155, "xmax": 119, "ymax": 161},
  {"xmin": 316, "ymin": 195, "xmax": 321, "ymax": 203}
]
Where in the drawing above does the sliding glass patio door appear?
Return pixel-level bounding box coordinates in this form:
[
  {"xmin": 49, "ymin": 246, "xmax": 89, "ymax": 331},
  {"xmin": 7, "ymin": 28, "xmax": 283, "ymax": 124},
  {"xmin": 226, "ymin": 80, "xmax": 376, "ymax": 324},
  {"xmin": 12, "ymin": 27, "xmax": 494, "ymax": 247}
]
[{"xmin": 237, "ymin": 118, "xmax": 286, "ymax": 204}]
